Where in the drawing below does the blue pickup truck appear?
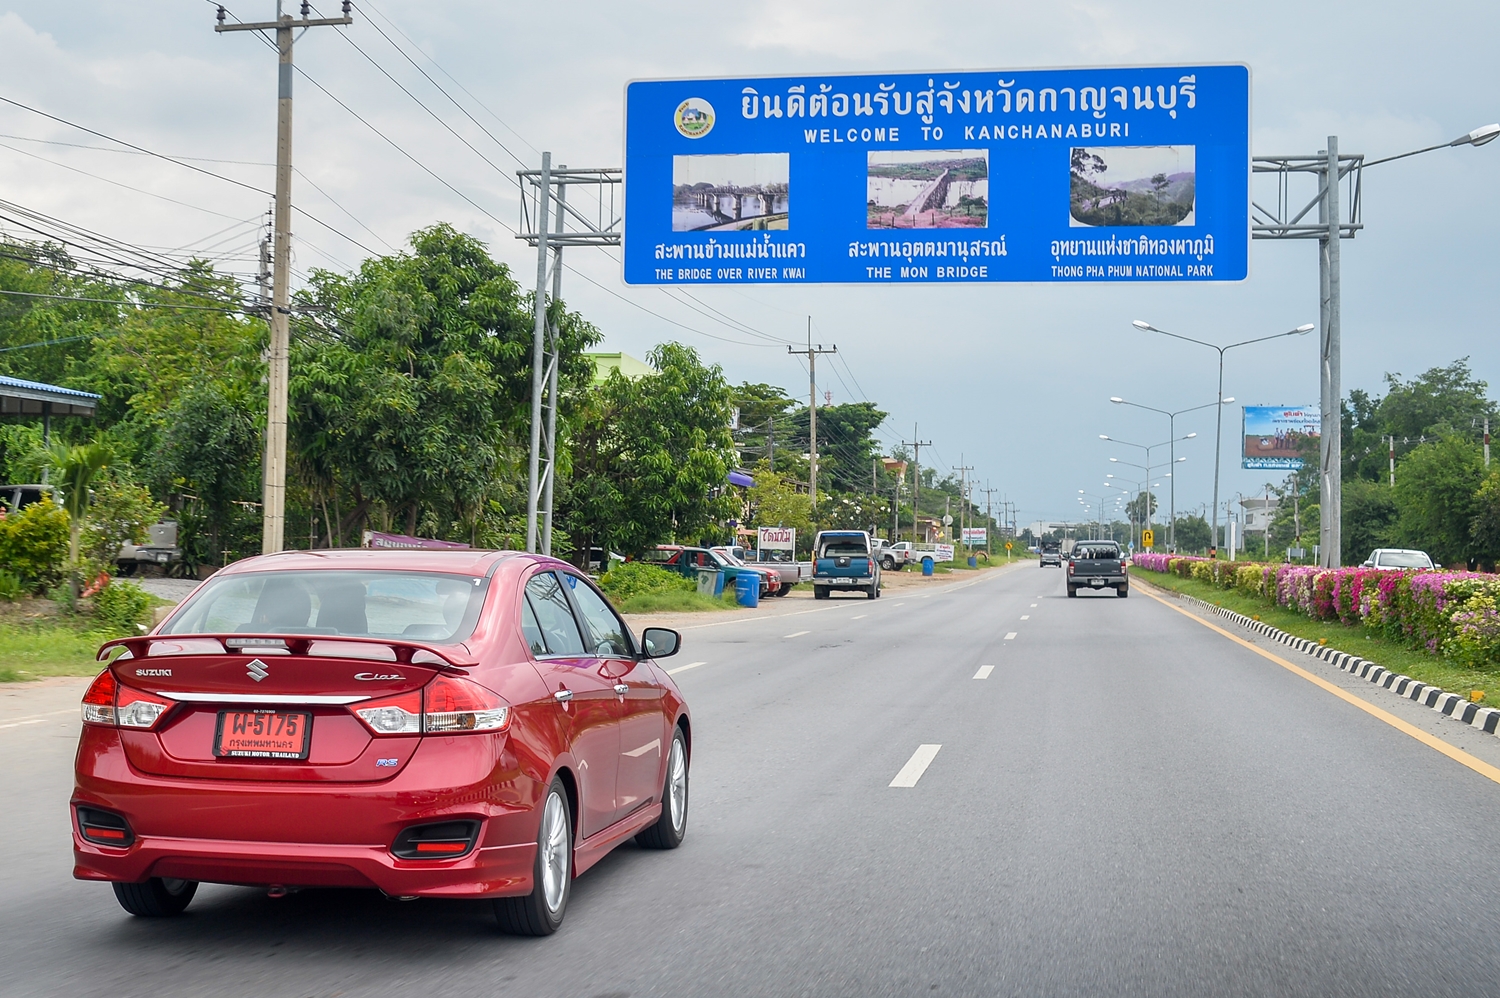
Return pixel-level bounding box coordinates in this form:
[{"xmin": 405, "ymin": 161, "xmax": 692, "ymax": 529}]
[{"xmin": 812, "ymin": 530, "xmax": 882, "ymax": 600}]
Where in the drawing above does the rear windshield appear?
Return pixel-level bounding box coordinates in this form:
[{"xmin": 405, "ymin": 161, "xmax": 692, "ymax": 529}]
[
  {"xmin": 1074, "ymin": 545, "xmax": 1121, "ymax": 560},
  {"xmin": 820, "ymin": 537, "xmax": 870, "ymax": 557},
  {"xmin": 1376, "ymin": 551, "xmax": 1432, "ymax": 569},
  {"xmin": 160, "ymin": 570, "xmax": 490, "ymax": 644}
]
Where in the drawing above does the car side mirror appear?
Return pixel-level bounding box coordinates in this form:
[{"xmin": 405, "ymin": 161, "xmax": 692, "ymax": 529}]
[
  {"xmin": 1361, "ymin": 560, "xmax": 1373, "ymax": 568},
  {"xmin": 641, "ymin": 627, "xmax": 680, "ymax": 659}
]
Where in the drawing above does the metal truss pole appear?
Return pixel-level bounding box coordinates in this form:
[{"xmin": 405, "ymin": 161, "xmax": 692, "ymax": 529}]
[{"xmin": 517, "ymin": 161, "xmax": 623, "ymax": 556}]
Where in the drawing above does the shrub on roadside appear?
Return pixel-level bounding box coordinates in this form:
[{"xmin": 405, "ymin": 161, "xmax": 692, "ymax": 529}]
[
  {"xmin": 93, "ymin": 580, "xmax": 152, "ymax": 632},
  {"xmin": 597, "ymin": 561, "xmax": 693, "ymax": 603},
  {"xmin": 0, "ymin": 500, "xmax": 70, "ymax": 593}
]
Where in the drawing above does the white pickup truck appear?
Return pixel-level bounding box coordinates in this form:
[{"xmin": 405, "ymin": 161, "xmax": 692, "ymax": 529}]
[{"xmin": 875, "ymin": 541, "xmax": 954, "ymax": 571}]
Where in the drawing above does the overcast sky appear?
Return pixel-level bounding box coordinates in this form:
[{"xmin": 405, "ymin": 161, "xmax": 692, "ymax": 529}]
[{"xmin": 1, "ymin": 1, "xmax": 1495, "ymax": 529}]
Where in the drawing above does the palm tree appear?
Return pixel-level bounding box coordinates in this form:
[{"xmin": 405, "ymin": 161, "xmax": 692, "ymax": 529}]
[{"xmin": 48, "ymin": 440, "xmax": 113, "ymax": 605}]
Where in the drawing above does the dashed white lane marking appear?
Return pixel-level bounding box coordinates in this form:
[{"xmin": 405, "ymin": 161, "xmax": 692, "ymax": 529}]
[
  {"xmin": 1020, "ymin": 615, "xmax": 1030, "ymax": 620},
  {"xmin": 973, "ymin": 665, "xmax": 994, "ymax": 680},
  {"xmin": 852, "ymin": 614, "xmax": 867, "ymax": 620},
  {"xmin": 0, "ymin": 708, "xmax": 77, "ymax": 730},
  {"xmin": 666, "ymin": 661, "xmax": 707, "ymax": 676},
  {"xmin": 1004, "ymin": 632, "xmax": 1017, "ymax": 640},
  {"xmin": 888, "ymin": 603, "xmax": 905, "ymax": 607},
  {"xmin": 1031, "ymin": 603, "xmax": 1038, "ymax": 607},
  {"xmin": 783, "ymin": 630, "xmax": 810, "ymax": 638},
  {"xmin": 890, "ymin": 744, "xmax": 943, "ymax": 787}
]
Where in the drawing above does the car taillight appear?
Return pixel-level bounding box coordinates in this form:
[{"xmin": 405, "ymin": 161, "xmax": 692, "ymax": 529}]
[
  {"xmin": 115, "ymin": 685, "xmax": 173, "ymax": 730},
  {"xmin": 354, "ymin": 690, "xmax": 422, "ymax": 735},
  {"xmin": 425, "ymin": 676, "xmax": 510, "ymax": 733},
  {"xmin": 1067, "ymin": 561, "xmax": 1074, "ymax": 575},
  {"xmin": 81, "ymin": 669, "xmax": 118, "ymax": 726}
]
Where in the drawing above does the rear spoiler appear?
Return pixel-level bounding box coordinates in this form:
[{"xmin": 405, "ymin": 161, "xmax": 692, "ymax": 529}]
[{"xmin": 96, "ymin": 633, "xmax": 475, "ymax": 671}]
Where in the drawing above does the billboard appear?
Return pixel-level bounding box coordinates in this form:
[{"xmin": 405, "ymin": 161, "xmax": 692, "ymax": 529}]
[
  {"xmin": 625, "ymin": 64, "xmax": 1248, "ymax": 285},
  {"xmin": 757, "ymin": 526, "xmax": 796, "ymax": 551},
  {"xmin": 962, "ymin": 527, "xmax": 988, "ymax": 546},
  {"xmin": 1242, "ymin": 406, "xmax": 1320, "ymax": 469}
]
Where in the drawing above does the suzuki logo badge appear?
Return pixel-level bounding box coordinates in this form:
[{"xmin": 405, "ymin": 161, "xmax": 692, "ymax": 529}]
[{"xmin": 246, "ymin": 659, "xmax": 270, "ymax": 682}]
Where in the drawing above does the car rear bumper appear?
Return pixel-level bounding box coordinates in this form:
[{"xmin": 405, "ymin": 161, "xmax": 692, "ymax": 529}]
[
  {"xmin": 72, "ymin": 727, "xmax": 539, "ymax": 898},
  {"xmin": 1070, "ymin": 575, "xmax": 1127, "ymax": 586}
]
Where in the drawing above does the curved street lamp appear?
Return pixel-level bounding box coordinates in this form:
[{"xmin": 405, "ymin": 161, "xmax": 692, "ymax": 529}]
[
  {"xmin": 1131, "ymin": 321, "xmax": 1313, "ymax": 557},
  {"xmin": 1109, "ymin": 396, "xmax": 1232, "ymax": 551}
]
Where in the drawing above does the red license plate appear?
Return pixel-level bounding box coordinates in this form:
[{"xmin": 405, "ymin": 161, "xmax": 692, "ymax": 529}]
[{"xmin": 214, "ymin": 711, "xmax": 312, "ymax": 759}]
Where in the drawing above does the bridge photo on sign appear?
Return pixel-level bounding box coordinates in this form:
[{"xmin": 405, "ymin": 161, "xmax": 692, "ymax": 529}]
[
  {"xmin": 672, "ymin": 153, "xmax": 789, "ymax": 231},
  {"xmin": 867, "ymin": 150, "xmax": 988, "ymax": 229}
]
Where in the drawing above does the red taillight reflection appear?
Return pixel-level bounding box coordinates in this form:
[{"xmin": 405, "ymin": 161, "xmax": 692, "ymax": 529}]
[
  {"xmin": 81, "ymin": 669, "xmax": 118, "ymax": 726},
  {"xmin": 424, "ymin": 676, "xmax": 510, "ymax": 733},
  {"xmin": 116, "ymin": 685, "xmax": 172, "ymax": 730},
  {"xmin": 353, "ymin": 690, "xmax": 422, "ymax": 735}
]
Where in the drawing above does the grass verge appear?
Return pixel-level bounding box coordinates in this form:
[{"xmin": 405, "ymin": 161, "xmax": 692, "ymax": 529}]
[
  {"xmin": 0, "ymin": 624, "xmax": 114, "ymax": 681},
  {"xmin": 616, "ymin": 588, "xmax": 742, "ymax": 614},
  {"xmin": 1133, "ymin": 568, "xmax": 1500, "ymax": 704}
]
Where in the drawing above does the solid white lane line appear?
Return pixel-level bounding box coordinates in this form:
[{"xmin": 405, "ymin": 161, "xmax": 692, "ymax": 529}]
[
  {"xmin": 889, "ymin": 744, "xmax": 943, "ymax": 787},
  {"xmin": 973, "ymin": 665, "xmax": 994, "ymax": 680},
  {"xmin": 1020, "ymin": 615, "xmax": 1030, "ymax": 620},
  {"xmin": 784, "ymin": 630, "xmax": 810, "ymax": 638},
  {"xmin": 1004, "ymin": 632, "xmax": 1017, "ymax": 640},
  {"xmin": 666, "ymin": 661, "xmax": 707, "ymax": 675},
  {"xmin": 852, "ymin": 614, "xmax": 867, "ymax": 619},
  {"xmin": 888, "ymin": 603, "xmax": 905, "ymax": 607}
]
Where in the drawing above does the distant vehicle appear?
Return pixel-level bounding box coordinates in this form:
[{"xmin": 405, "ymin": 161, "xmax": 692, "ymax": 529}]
[
  {"xmin": 1361, "ymin": 548, "xmax": 1435, "ymax": 571},
  {"xmin": 1039, "ymin": 542, "xmax": 1062, "ymax": 568},
  {"xmin": 711, "ymin": 546, "xmax": 795, "ymax": 597},
  {"xmin": 643, "ymin": 545, "xmax": 780, "ymax": 598},
  {"xmin": 116, "ymin": 521, "xmax": 183, "ymax": 575},
  {"xmin": 1067, "ymin": 541, "xmax": 1128, "ymax": 598},
  {"xmin": 812, "ymin": 530, "xmax": 881, "ymax": 600},
  {"xmin": 876, "ymin": 540, "xmax": 923, "ymax": 571}
]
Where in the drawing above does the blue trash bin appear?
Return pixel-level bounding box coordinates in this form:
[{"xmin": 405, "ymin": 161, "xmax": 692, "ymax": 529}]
[
  {"xmin": 921, "ymin": 556, "xmax": 934, "ymax": 576},
  {"xmin": 967, "ymin": 555, "xmax": 978, "ymax": 568},
  {"xmin": 734, "ymin": 572, "xmax": 760, "ymax": 608}
]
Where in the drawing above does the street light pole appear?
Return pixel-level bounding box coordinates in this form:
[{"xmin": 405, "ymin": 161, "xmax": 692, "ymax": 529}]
[
  {"xmin": 1251, "ymin": 124, "xmax": 1498, "ymax": 567},
  {"xmin": 1132, "ymin": 322, "xmax": 1313, "ymax": 558},
  {"xmin": 1109, "ymin": 397, "xmax": 1226, "ymax": 550}
]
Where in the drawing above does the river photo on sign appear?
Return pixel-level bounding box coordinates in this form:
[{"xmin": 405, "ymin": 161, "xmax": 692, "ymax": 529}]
[
  {"xmin": 867, "ymin": 149, "xmax": 988, "ymax": 229},
  {"xmin": 672, "ymin": 152, "xmax": 790, "ymax": 231},
  {"xmin": 1069, "ymin": 145, "xmax": 1195, "ymax": 227}
]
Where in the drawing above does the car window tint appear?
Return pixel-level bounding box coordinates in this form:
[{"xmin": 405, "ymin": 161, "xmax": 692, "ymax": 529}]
[
  {"xmin": 520, "ymin": 595, "xmax": 547, "ymax": 657},
  {"xmin": 821, "ymin": 539, "xmax": 869, "ymax": 557},
  {"xmin": 524, "ymin": 572, "xmax": 586, "ymax": 656},
  {"xmin": 567, "ymin": 577, "xmax": 632, "ymax": 657}
]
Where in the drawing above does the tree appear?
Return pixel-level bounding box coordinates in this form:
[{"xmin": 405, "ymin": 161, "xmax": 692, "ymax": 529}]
[
  {"xmin": 1471, "ymin": 471, "xmax": 1500, "ymax": 571},
  {"xmin": 744, "ymin": 461, "xmax": 812, "ymax": 536},
  {"xmin": 292, "ymin": 223, "xmax": 598, "ymax": 543},
  {"xmin": 1172, "ymin": 515, "xmax": 1210, "ymax": 553},
  {"xmin": 1341, "ymin": 477, "xmax": 1397, "ymax": 566},
  {"xmin": 1127, "ymin": 490, "xmax": 1158, "ymax": 528},
  {"xmin": 565, "ymin": 342, "xmax": 738, "ymax": 558},
  {"xmin": 786, "ymin": 401, "xmax": 888, "ymax": 493},
  {"xmin": 1391, "ymin": 436, "xmax": 1483, "ymax": 566},
  {"xmin": 47, "ymin": 439, "xmax": 112, "ymax": 602}
]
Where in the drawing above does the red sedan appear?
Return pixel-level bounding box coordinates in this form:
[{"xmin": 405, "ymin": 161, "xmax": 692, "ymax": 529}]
[{"xmin": 71, "ymin": 549, "xmax": 691, "ymax": 936}]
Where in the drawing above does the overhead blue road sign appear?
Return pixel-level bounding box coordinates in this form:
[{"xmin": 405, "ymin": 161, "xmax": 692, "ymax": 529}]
[{"xmin": 624, "ymin": 65, "xmax": 1248, "ymax": 285}]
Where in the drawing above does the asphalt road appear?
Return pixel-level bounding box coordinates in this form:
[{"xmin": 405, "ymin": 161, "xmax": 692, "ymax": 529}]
[{"xmin": 8, "ymin": 564, "xmax": 1500, "ymax": 996}]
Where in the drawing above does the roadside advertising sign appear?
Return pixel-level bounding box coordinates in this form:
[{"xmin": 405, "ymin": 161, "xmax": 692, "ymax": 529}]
[
  {"xmin": 624, "ymin": 64, "xmax": 1248, "ymax": 285},
  {"xmin": 757, "ymin": 526, "xmax": 796, "ymax": 551},
  {"xmin": 962, "ymin": 527, "xmax": 987, "ymax": 545},
  {"xmin": 1242, "ymin": 405, "xmax": 1319, "ymax": 469},
  {"xmin": 922, "ymin": 543, "xmax": 956, "ymax": 562}
]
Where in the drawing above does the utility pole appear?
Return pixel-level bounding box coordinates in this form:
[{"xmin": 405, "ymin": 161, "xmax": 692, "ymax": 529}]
[
  {"xmin": 902, "ymin": 426, "xmax": 931, "ymax": 543},
  {"xmin": 953, "ymin": 460, "xmax": 973, "ymax": 551},
  {"xmin": 789, "ymin": 322, "xmax": 836, "ymax": 512},
  {"xmin": 980, "ymin": 484, "xmax": 999, "ymax": 559},
  {"xmin": 1485, "ymin": 417, "xmax": 1491, "ymax": 470},
  {"xmin": 217, "ymin": 1, "xmax": 352, "ymax": 554},
  {"xmin": 1389, "ymin": 435, "xmax": 1396, "ymax": 486}
]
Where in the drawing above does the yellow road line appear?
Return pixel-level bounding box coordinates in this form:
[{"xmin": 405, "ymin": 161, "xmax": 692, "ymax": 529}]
[{"xmin": 1140, "ymin": 587, "xmax": 1500, "ymax": 787}]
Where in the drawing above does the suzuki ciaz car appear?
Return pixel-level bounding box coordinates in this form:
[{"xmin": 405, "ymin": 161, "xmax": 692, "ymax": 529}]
[{"xmin": 71, "ymin": 549, "xmax": 690, "ymax": 936}]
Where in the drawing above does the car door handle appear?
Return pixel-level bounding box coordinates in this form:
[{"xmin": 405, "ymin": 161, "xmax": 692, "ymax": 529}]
[
  {"xmin": 614, "ymin": 684, "xmax": 629, "ymax": 695},
  {"xmin": 553, "ymin": 689, "xmax": 573, "ymax": 702}
]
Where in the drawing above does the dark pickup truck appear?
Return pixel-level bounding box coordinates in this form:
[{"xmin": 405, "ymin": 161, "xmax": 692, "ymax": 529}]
[{"xmin": 1067, "ymin": 541, "xmax": 1128, "ymax": 598}]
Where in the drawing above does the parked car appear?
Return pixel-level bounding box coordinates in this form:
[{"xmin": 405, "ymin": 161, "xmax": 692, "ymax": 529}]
[
  {"xmin": 72, "ymin": 549, "xmax": 691, "ymax": 936},
  {"xmin": 876, "ymin": 540, "xmax": 921, "ymax": 571},
  {"xmin": 1067, "ymin": 541, "xmax": 1128, "ymax": 597},
  {"xmin": 643, "ymin": 545, "xmax": 780, "ymax": 598},
  {"xmin": 711, "ymin": 546, "xmax": 796, "ymax": 596},
  {"xmin": 1039, "ymin": 542, "xmax": 1062, "ymax": 568},
  {"xmin": 116, "ymin": 521, "xmax": 183, "ymax": 575},
  {"xmin": 0, "ymin": 483, "xmax": 50, "ymax": 515},
  {"xmin": 1361, "ymin": 548, "xmax": 1435, "ymax": 571},
  {"xmin": 812, "ymin": 530, "xmax": 881, "ymax": 599}
]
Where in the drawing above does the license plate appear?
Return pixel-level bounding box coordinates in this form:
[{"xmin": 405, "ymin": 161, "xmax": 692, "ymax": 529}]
[
  {"xmin": 833, "ymin": 577, "xmax": 854, "ymax": 584},
  {"xmin": 1091, "ymin": 578, "xmax": 1105, "ymax": 586},
  {"xmin": 214, "ymin": 711, "xmax": 312, "ymax": 759}
]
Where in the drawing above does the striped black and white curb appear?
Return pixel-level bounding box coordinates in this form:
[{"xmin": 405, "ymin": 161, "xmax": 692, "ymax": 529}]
[{"xmin": 1164, "ymin": 589, "xmax": 1500, "ymax": 738}]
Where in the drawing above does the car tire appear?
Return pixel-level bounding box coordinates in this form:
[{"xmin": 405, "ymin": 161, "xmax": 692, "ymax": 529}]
[
  {"xmin": 494, "ymin": 777, "xmax": 572, "ymax": 936},
  {"xmin": 865, "ymin": 583, "xmax": 878, "ymax": 599},
  {"xmin": 636, "ymin": 727, "xmax": 689, "ymax": 850},
  {"xmin": 112, "ymin": 877, "xmax": 197, "ymax": 917},
  {"xmin": 1117, "ymin": 585, "xmax": 1129, "ymax": 598},
  {"xmin": 1067, "ymin": 586, "xmax": 1077, "ymax": 598},
  {"xmin": 881, "ymin": 556, "xmax": 895, "ymax": 571},
  {"xmin": 814, "ymin": 587, "xmax": 829, "ymax": 600}
]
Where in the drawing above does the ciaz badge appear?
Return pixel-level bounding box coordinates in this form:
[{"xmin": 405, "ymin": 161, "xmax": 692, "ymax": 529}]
[{"xmin": 354, "ymin": 672, "xmax": 405, "ymax": 681}]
